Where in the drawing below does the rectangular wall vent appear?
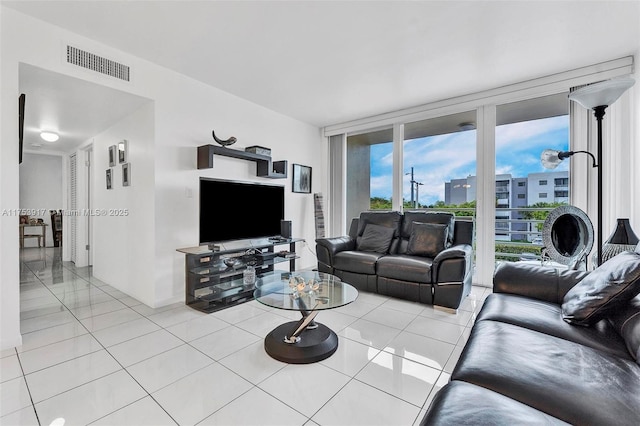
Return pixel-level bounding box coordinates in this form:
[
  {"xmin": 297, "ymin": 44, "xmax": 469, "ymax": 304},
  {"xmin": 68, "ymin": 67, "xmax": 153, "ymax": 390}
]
[{"xmin": 66, "ymin": 45, "xmax": 130, "ymax": 82}]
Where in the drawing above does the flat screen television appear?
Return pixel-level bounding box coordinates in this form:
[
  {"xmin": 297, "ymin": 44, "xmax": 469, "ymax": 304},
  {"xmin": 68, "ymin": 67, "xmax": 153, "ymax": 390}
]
[{"xmin": 199, "ymin": 178, "xmax": 284, "ymax": 244}]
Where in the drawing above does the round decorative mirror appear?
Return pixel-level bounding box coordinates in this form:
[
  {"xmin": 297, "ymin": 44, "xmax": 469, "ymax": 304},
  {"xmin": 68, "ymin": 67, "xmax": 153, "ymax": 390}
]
[{"xmin": 542, "ymin": 206, "xmax": 594, "ymax": 269}]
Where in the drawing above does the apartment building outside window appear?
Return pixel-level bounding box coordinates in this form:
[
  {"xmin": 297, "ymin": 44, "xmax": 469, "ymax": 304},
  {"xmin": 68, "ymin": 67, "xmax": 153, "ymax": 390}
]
[{"xmin": 495, "ymin": 93, "xmax": 570, "ymax": 258}]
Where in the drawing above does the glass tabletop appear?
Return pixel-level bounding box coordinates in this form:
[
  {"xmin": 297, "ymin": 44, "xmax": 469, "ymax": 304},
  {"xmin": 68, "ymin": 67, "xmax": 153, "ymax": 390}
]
[{"xmin": 254, "ymin": 271, "xmax": 358, "ymax": 311}]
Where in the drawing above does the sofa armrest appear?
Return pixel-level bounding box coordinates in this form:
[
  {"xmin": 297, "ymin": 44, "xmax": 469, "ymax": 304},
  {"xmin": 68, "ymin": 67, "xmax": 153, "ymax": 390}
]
[
  {"xmin": 433, "ymin": 244, "xmax": 473, "ymax": 283},
  {"xmin": 493, "ymin": 262, "xmax": 589, "ymax": 304},
  {"xmin": 315, "ymin": 236, "xmax": 356, "ymax": 272},
  {"xmin": 434, "ymin": 244, "xmax": 472, "ymax": 264}
]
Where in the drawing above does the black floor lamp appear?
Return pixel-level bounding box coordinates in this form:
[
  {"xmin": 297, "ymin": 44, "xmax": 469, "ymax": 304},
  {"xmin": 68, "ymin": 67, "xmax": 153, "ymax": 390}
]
[{"xmin": 541, "ymin": 77, "xmax": 635, "ymax": 267}]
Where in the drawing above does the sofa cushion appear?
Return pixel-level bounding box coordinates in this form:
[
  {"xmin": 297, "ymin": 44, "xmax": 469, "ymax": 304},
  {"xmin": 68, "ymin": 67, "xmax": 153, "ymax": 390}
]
[
  {"xmin": 406, "ymin": 222, "xmax": 448, "ymax": 257},
  {"xmin": 562, "ymin": 251, "xmax": 640, "ymax": 326},
  {"xmin": 356, "ymin": 211, "xmax": 402, "ymax": 237},
  {"xmin": 420, "ymin": 381, "xmax": 569, "ymax": 426},
  {"xmin": 334, "ymin": 250, "xmax": 382, "ymax": 275},
  {"xmin": 451, "ymin": 320, "xmax": 640, "ymax": 425},
  {"xmin": 402, "ymin": 211, "xmax": 455, "ymax": 245},
  {"xmin": 477, "ymin": 293, "xmax": 632, "ymax": 359},
  {"xmin": 357, "ymin": 223, "xmax": 395, "ymax": 253},
  {"xmin": 356, "ymin": 211, "xmax": 403, "ymax": 253},
  {"xmin": 377, "ymin": 255, "xmax": 433, "ymax": 283},
  {"xmin": 608, "ymin": 295, "xmax": 640, "ymax": 363}
]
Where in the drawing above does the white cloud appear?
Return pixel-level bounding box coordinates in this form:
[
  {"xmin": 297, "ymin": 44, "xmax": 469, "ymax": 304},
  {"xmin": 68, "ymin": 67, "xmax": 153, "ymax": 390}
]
[
  {"xmin": 371, "ymin": 115, "xmax": 569, "ymax": 204},
  {"xmin": 495, "ymin": 115, "xmax": 568, "ymax": 152},
  {"xmin": 370, "ymin": 175, "xmax": 392, "ymax": 194},
  {"xmin": 496, "ymin": 165, "xmax": 514, "ymax": 175}
]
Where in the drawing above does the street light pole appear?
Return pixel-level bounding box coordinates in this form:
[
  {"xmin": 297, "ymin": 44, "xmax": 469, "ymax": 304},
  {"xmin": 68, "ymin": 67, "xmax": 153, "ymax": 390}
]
[
  {"xmin": 405, "ymin": 167, "xmax": 415, "ymax": 206},
  {"xmin": 415, "ymin": 182, "xmax": 424, "ymax": 208}
]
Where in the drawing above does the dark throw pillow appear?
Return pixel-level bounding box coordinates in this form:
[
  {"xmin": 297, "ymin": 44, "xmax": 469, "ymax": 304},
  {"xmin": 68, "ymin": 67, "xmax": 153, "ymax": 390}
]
[
  {"xmin": 562, "ymin": 251, "xmax": 640, "ymax": 326},
  {"xmin": 406, "ymin": 222, "xmax": 448, "ymax": 258},
  {"xmin": 357, "ymin": 224, "xmax": 395, "ymax": 254}
]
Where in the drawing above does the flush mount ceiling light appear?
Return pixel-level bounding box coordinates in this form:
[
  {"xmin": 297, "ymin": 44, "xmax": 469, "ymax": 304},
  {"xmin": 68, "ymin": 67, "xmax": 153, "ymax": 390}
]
[{"xmin": 40, "ymin": 131, "xmax": 59, "ymax": 142}]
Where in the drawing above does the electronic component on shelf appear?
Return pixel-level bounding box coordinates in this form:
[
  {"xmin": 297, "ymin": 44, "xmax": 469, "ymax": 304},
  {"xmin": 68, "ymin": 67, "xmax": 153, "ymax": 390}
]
[{"xmin": 277, "ymin": 250, "xmax": 296, "ymax": 258}]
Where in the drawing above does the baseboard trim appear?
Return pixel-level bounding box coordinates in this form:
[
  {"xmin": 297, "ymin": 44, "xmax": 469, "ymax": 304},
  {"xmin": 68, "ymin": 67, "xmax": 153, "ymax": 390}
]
[{"xmin": 434, "ymin": 305, "xmax": 457, "ymax": 315}]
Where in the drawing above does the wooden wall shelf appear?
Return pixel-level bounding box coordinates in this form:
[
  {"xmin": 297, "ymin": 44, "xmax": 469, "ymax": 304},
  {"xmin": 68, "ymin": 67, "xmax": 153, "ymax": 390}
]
[{"xmin": 197, "ymin": 145, "xmax": 287, "ymax": 179}]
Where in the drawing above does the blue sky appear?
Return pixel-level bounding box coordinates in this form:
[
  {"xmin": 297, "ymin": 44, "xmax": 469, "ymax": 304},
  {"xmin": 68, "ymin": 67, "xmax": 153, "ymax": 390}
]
[{"xmin": 370, "ymin": 115, "xmax": 569, "ymax": 205}]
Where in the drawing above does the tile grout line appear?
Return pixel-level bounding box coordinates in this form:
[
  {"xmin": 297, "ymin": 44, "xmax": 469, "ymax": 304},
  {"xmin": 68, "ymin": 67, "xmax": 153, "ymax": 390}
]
[
  {"xmin": 18, "ymin": 254, "xmax": 183, "ymax": 425},
  {"xmin": 67, "ymin": 298, "xmax": 181, "ymax": 424},
  {"xmin": 14, "ymin": 248, "xmax": 488, "ymax": 425}
]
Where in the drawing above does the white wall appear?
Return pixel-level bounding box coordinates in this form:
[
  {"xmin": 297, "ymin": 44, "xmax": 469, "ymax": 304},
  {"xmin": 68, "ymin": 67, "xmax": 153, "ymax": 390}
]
[
  {"xmin": 91, "ymin": 102, "xmax": 156, "ymax": 306},
  {"xmin": 1, "ymin": 5, "xmax": 24, "ymax": 350},
  {"xmin": 631, "ymin": 42, "xmax": 640, "ymax": 238},
  {"xmin": 155, "ymin": 71, "xmax": 322, "ymax": 306},
  {"xmin": 19, "ymin": 153, "xmax": 63, "ymax": 247},
  {"xmin": 1, "ymin": 7, "xmax": 323, "ymax": 349}
]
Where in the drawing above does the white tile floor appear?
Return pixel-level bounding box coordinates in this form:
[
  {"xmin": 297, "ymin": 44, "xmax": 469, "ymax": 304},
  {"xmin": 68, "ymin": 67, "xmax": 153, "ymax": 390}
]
[{"xmin": 1, "ymin": 248, "xmax": 491, "ymax": 426}]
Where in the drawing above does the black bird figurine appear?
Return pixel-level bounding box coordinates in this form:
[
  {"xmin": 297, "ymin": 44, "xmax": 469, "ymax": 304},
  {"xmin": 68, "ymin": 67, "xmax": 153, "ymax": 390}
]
[{"xmin": 212, "ymin": 130, "xmax": 237, "ymax": 147}]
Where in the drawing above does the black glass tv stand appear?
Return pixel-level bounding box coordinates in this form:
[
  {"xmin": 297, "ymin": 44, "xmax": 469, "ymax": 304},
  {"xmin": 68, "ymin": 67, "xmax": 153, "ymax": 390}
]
[{"xmin": 176, "ymin": 237, "xmax": 303, "ymax": 313}]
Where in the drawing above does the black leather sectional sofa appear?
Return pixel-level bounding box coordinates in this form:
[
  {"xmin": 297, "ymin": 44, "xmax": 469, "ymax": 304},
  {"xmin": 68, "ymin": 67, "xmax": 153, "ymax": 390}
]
[
  {"xmin": 315, "ymin": 211, "xmax": 474, "ymax": 310},
  {"xmin": 422, "ymin": 252, "xmax": 640, "ymax": 425}
]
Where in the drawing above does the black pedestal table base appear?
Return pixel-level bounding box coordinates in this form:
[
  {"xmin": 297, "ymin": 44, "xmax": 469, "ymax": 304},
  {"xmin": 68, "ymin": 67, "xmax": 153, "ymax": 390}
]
[
  {"xmin": 253, "ymin": 271, "xmax": 358, "ymax": 364},
  {"xmin": 264, "ymin": 321, "xmax": 338, "ymax": 364}
]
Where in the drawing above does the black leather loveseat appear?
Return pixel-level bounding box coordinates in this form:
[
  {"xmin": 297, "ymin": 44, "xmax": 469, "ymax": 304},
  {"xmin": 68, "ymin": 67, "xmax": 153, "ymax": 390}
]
[
  {"xmin": 315, "ymin": 211, "xmax": 474, "ymax": 310},
  {"xmin": 422, "ymin": 250, "xmax": 640, "ymax": 425}
]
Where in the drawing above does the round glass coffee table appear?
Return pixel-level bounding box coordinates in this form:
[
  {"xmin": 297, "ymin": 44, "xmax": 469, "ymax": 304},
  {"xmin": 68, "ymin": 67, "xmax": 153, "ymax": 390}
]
[{"xmin": 254, "ymin": 271, "xmax": 358, "ymax": 364}]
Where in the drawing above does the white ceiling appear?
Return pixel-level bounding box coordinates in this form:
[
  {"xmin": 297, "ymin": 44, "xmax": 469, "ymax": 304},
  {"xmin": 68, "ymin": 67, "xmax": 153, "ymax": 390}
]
[
  {"xmin": 19, "ymin": 64, "xmax": 151, "ymax": 154},
  {"xmin": 5, "ymin": 0, "xmax": 640, "ymax": 138}
]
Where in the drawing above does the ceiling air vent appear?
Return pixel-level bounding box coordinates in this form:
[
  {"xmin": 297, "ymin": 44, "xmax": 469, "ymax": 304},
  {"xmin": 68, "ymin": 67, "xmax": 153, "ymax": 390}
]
[{"xmin": 66, "ymin": 45, "xmax": 130, "ymax": 82}]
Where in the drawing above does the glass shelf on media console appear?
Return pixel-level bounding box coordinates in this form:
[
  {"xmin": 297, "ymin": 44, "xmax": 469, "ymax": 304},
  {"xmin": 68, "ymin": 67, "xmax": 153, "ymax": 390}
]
[
  {"xmin": 194, "ymin": 269, "xmax": 289, "ymax": 302},
  {"xmin": 176, "ymin": 237, "xmax": 305, "ymax": 256},
  {"xmin": 190, "ymin": 253, "xmax": 300, "ymax": 280},
  {"xmin": 177, "ymin": 237, "xmax": 304, "ymax": 313}
]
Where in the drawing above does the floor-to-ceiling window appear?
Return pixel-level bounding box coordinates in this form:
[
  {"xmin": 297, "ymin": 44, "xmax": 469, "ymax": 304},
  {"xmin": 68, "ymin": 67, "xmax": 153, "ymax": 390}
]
[
  {"xmin": 494, "ymin": 94, "xmax": 570, "ymax": 262},
  {"xmin": 402, "ymin": 111, "xmax": 477, "ymax": 216},
  {"xmin": 325, "ymin": 57, "xmax": 634, "ymax": 285},
  {"xmin": 345, "ymin": 128, "xmax": 393, "ymax": 221}
]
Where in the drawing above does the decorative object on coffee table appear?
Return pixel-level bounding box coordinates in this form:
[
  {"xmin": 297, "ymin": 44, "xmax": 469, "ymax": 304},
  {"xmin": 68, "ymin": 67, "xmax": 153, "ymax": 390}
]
[
  {"xmin": 600, "ymin": 218, "xmax": 639, "ymax": 264},
  {"xmin": 212, "ymin": 130, "xmax": 237, "ymax": 147},
  {"xmin": 292, "ymin": 164, "xmax": 311, "ymax": 193}
]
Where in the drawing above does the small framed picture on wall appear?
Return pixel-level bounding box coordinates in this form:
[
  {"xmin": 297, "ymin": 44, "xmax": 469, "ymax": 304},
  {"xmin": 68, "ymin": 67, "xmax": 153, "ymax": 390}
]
[
  {"xmin": 118, "ymin": 139, "xmax": 128, "ymax": 164},
  {"xmin": 122, "ymin": 163, "xmax": 131, "ymax": 187},
  {"xmin": 106, "ymin": 169, "xmax": 113, "ymax": 190},
  {"xmin": 292, "ymin": 164, "xmax": 312, "ymax": 194},
  {"xmin": 108, "ymin": 145, "xmax": 117, "ymax": 167}
]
